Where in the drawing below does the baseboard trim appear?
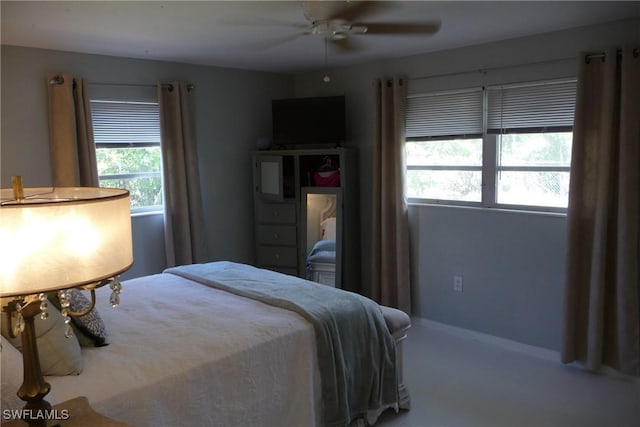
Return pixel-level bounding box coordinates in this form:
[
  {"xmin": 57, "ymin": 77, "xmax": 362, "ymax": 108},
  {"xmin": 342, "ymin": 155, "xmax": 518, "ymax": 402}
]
[{"xmin": 411, "ymin": 317, "xmax": 560, "ymax": 363}]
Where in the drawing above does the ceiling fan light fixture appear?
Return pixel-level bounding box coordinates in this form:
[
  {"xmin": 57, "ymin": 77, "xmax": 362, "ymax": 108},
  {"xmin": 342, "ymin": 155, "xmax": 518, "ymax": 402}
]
[{"xmin": 311, "ymin": 21, "xmax": 329, "ymax": 35}]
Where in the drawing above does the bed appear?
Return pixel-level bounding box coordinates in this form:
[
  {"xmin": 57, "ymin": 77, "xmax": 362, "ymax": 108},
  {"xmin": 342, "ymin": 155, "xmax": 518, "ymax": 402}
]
[{"xmin": 1, "ymin": 261, "xmax": 410, "ymax": 427}]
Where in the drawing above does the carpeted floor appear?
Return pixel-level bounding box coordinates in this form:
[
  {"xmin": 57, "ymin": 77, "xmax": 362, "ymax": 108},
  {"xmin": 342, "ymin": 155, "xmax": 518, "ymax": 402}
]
[{"xmin": 376, "ymin": 319, "xmax": 640, "ymax": 427}]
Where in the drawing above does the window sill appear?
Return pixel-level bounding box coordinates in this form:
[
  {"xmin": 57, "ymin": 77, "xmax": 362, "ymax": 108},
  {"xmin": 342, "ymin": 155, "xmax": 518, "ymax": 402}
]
[
  {"xmin": 407, "ymin": 201, "xmax": 567, "ymax": 218},
  {"xmin": 131, "ymin": 209, "xmax": 164, "ymax": 218}
]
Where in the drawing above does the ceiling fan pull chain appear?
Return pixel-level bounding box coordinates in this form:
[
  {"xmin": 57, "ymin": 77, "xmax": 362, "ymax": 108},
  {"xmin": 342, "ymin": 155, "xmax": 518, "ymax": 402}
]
[{"xmin": 323, "ymin": 37, "xmax": 331, "ymax": 83}]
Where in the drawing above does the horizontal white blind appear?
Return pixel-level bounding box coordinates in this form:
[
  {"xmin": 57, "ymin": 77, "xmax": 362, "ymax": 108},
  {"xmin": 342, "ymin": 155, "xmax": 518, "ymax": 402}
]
[
  {"xmin": 406, "ymin": 89, "xmax": 483, "ymax": 139},
  {"xmin": 487, "ymin": 80, "xmax": 576, "ymax": 133},
  {"xmin": 91, "ymin": 100, "xmax": 160, "ymax": 145}
]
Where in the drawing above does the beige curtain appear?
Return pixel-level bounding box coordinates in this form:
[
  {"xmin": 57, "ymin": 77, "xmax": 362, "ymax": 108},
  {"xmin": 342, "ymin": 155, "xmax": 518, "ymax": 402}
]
[
  {"xmin": 47, "ymin": 73, "xmax": 98, "ymax": 187},
  {"xmin": 371, "ymin": 77, "xmax": 412, "ymax": 314},
  {"xmin": 158, "ymin": 82, "xmax": 208, "ymax": 267},
  {"xmin": 562, "ymin": 47, "xmax": 640, "ymax": 376}
]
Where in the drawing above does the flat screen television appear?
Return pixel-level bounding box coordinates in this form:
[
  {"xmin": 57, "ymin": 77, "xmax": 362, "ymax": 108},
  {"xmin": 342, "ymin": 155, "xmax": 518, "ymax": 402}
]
[{"xmin": 272, "ymin": 96, "xmax": 345, "ymax": 147}]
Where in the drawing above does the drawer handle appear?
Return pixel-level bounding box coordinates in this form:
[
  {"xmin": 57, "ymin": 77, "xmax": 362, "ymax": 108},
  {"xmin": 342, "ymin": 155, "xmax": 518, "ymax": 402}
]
[{"xmin": 274, "ymin": 233, "xmax": 279, "ymax": 239}]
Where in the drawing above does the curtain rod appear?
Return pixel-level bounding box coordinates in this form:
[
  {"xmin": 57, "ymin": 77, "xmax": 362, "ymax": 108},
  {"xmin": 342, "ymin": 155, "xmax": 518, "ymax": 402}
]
[
  {"xmin": 88, "ymin": 82, "xmax": 156, "ymax": 88},
  {"xmin": 584, "ymin": 47, "xmax": 638, "ymax": 62},
  {"xmin": 48, "ymin": 76, "xmax": 194, "ymax": 91},
  {"xmin": 410, "ymin": 56, "xmax": 576, "ymax": 82},
  {"xmin": 88, "ymin": 82, "xmax": 196, "ymax": 91},
  {"xmin": 410, "ymin": 48, "xmax": 637, "ymax": 82}
]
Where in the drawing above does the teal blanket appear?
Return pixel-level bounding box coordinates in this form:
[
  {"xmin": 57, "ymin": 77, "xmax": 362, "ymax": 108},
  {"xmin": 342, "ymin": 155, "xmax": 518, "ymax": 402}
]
[{"xmin": 165, "ymin": 261, "xmax": 398, "ymax": 426}]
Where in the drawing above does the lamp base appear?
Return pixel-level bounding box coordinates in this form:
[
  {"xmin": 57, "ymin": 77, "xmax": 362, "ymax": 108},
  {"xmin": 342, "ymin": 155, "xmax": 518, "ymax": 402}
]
[
  {"xmin": 21, "ymin": 399, "xmax": 54, "ymax": 427},
  {"xmin": 4, "ymin": 300, "xmax": 53, "ymax": 427}
]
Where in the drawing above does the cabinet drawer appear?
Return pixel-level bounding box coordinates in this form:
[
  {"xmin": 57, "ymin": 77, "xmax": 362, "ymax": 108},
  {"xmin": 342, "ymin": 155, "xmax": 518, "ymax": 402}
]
[
  {"xmin": 256, "ymin": 203, "xmax": 296, "ymax": 224},
  {"xmin": 257, "ymin": 246, "xmax": 297, "ymax": 267},
  {"xmin": 257, "ymin": 225, "xmax": 297, "ymax": 245}
]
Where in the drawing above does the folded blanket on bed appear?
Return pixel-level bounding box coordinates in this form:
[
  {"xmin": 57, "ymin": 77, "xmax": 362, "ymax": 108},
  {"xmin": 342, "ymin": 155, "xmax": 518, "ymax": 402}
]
[
  {"xmin": 308, "ymin": 239, "xmax": 336, "ymax": 256},
  {"xmin": 165, "ymin": 261, "xmax": 398, "ymax": 427},
  {"xmin": 306, "ymin": 240, "xmax": 337, "ymax": 280}
]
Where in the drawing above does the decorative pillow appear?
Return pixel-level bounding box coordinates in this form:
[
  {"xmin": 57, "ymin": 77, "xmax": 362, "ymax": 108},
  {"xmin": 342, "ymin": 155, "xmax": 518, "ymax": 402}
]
[
  {"xmin": 1, "ymin": 335, "xmax": 26, "ymax": 410},
  {"xmin": 73, "ymin": 289, "xmax": 109, "ymax": 347},
  {"xmin": 1, "ymin": 303, "xmax": 83, "ymax": 376},
  {"xmin": 49, "ymin": 289, "xmax": 109, "ymax": 347}
]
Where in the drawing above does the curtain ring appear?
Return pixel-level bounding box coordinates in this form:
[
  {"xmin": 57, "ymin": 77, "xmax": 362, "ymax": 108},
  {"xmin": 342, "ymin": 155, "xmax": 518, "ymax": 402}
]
[
  {"xmin": 49, "ymin": 75, "xmax": 64, "ymax": 85},
  {"xmin": 163, "ymin": 83, "xmax": 194, "ymax": 92}
]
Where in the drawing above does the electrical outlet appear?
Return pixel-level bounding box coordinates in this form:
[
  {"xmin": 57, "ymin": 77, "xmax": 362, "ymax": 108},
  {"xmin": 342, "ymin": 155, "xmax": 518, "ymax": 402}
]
[{"xmin": 453, "ymin": 276, "xmax": 463, "ymax": 292}]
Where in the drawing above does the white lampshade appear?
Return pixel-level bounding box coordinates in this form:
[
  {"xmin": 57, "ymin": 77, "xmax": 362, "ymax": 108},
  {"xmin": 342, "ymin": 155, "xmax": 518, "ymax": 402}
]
[{"xmin": 0, "ymin": 187, "xmax": 133, "ymax": 297}]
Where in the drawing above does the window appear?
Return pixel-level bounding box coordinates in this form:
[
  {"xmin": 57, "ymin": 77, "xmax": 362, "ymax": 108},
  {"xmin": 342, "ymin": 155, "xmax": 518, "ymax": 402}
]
[
  {"xmin": 405, "ymin": 79, "xmax": 576, "ymax": 211},
  {"xmin": 91, "ymin": 99, "xmax": 163, "ymax": 213},
  {"xmin": 494, "ymin": 132, "xmax": 572, "ymax": 208},
  {"xmin": 406, "ymin": 137, "xmax": 483, "ymax": 202},
  {"xmin": 487, "ymin": 81, "xmax": 575, "ymax": 209},
  {"xmin": 406, "ymin": 89, "xmax": 483, "ymax": 202}
]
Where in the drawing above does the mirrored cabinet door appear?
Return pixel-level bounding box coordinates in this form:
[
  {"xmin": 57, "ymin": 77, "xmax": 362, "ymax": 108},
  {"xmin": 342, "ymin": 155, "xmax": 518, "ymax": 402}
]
[{"xmin": 301, "ymin": 187, "xmax": 342, "ymax": 288}]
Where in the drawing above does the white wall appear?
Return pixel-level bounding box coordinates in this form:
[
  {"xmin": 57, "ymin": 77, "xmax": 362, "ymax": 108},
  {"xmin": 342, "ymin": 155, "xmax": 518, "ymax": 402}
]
[
  {"xmin": 1, "ymin": 45, "xmax": 294, "ymax": 278},
  {"xmin": 294, "ymin": 18, "xmax": 640, "ymax": 351}
]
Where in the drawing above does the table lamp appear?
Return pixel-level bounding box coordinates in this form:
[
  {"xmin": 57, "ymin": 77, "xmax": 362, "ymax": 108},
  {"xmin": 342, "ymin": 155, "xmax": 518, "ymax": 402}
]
[{"xmin": 1, "ymin": 177, "xmax": 133, "ymax": 427}]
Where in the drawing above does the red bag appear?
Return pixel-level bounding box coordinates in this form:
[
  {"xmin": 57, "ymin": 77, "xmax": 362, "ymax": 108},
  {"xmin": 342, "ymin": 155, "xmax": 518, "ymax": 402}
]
[{"xmin": 314, "ymin": 170, "xmax": 340, "ymax": 187}]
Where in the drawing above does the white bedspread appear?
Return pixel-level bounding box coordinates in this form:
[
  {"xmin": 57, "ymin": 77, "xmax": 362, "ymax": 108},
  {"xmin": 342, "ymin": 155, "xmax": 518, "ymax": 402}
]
[
  {"xmin": 47, "ymin": 273, "xmax": 322, "ymax": 427},
  {"xmin": 167, "ymin": 262, "xmax": 398, "ymax": 426}
]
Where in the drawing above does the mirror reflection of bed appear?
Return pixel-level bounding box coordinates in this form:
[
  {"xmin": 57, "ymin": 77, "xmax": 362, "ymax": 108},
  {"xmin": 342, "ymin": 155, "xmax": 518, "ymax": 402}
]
[{"xmin": 304, "ymin": 191, "xmax": 339, "ymax": 287}]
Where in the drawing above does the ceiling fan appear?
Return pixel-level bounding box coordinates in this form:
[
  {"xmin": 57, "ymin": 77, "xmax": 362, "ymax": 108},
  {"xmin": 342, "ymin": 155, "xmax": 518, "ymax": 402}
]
[{"xmin": 299, "ymin": 1, "xmax": 441, "ymax": 52}]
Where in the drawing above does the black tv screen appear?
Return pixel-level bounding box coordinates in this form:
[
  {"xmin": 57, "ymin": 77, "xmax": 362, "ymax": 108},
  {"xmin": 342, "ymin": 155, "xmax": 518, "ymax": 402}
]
[{"xmin": 272, "ymin": 96, "xmax": 345, "ymax": 147}]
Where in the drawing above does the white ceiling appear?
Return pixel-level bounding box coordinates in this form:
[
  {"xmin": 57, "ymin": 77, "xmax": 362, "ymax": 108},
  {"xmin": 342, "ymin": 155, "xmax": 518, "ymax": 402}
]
[{"xmin": 2, "ymin": 1, "xmax": 639, "ymax": 74}]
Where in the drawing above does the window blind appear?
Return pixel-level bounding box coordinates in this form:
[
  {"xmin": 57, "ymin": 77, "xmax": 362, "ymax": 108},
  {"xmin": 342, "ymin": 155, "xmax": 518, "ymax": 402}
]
[
  {"xmin": 91, "ymin": 100, "xmax": 160, "ymax": 145},
  {"xmin": 487, "ymin": 79, "xmax": 576, "ymax": 134},
  {"xmin": 405, "ymin": 88, "xmax": 483, "ymax": 140}
]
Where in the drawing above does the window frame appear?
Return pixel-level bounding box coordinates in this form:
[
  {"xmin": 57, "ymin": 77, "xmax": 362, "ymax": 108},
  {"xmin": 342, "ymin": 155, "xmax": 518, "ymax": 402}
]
[{"xmin": 405, "ymin": 79, "xmax": 576, "ymax": 213}]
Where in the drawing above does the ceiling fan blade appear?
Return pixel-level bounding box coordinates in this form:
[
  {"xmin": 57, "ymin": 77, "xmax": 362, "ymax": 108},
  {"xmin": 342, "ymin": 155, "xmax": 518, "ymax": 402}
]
[
  {"xmin": 303, "ymin": 1, "xmax": 393, "ymax": 22},
  {"xmin": 245, "ymin": 32, "xmax": 307, "ymax": 51},
  {"xmin": 302, "ymin": 1, "xmax": 340, "ymax": 22},
  {"xmin": 329, "ymin": 36, "xmax": 364, "ymax": 53},
  {"xmin": 357, "ymin": 21, "xmax": 441, "ymax": 35},
  {"xmin": 224, "ymin": 18, "xmax": 309, "ymax": 30},
  {"xmin": 327, "ymin": 1, "xmax": 391, "ymax": 22}
]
